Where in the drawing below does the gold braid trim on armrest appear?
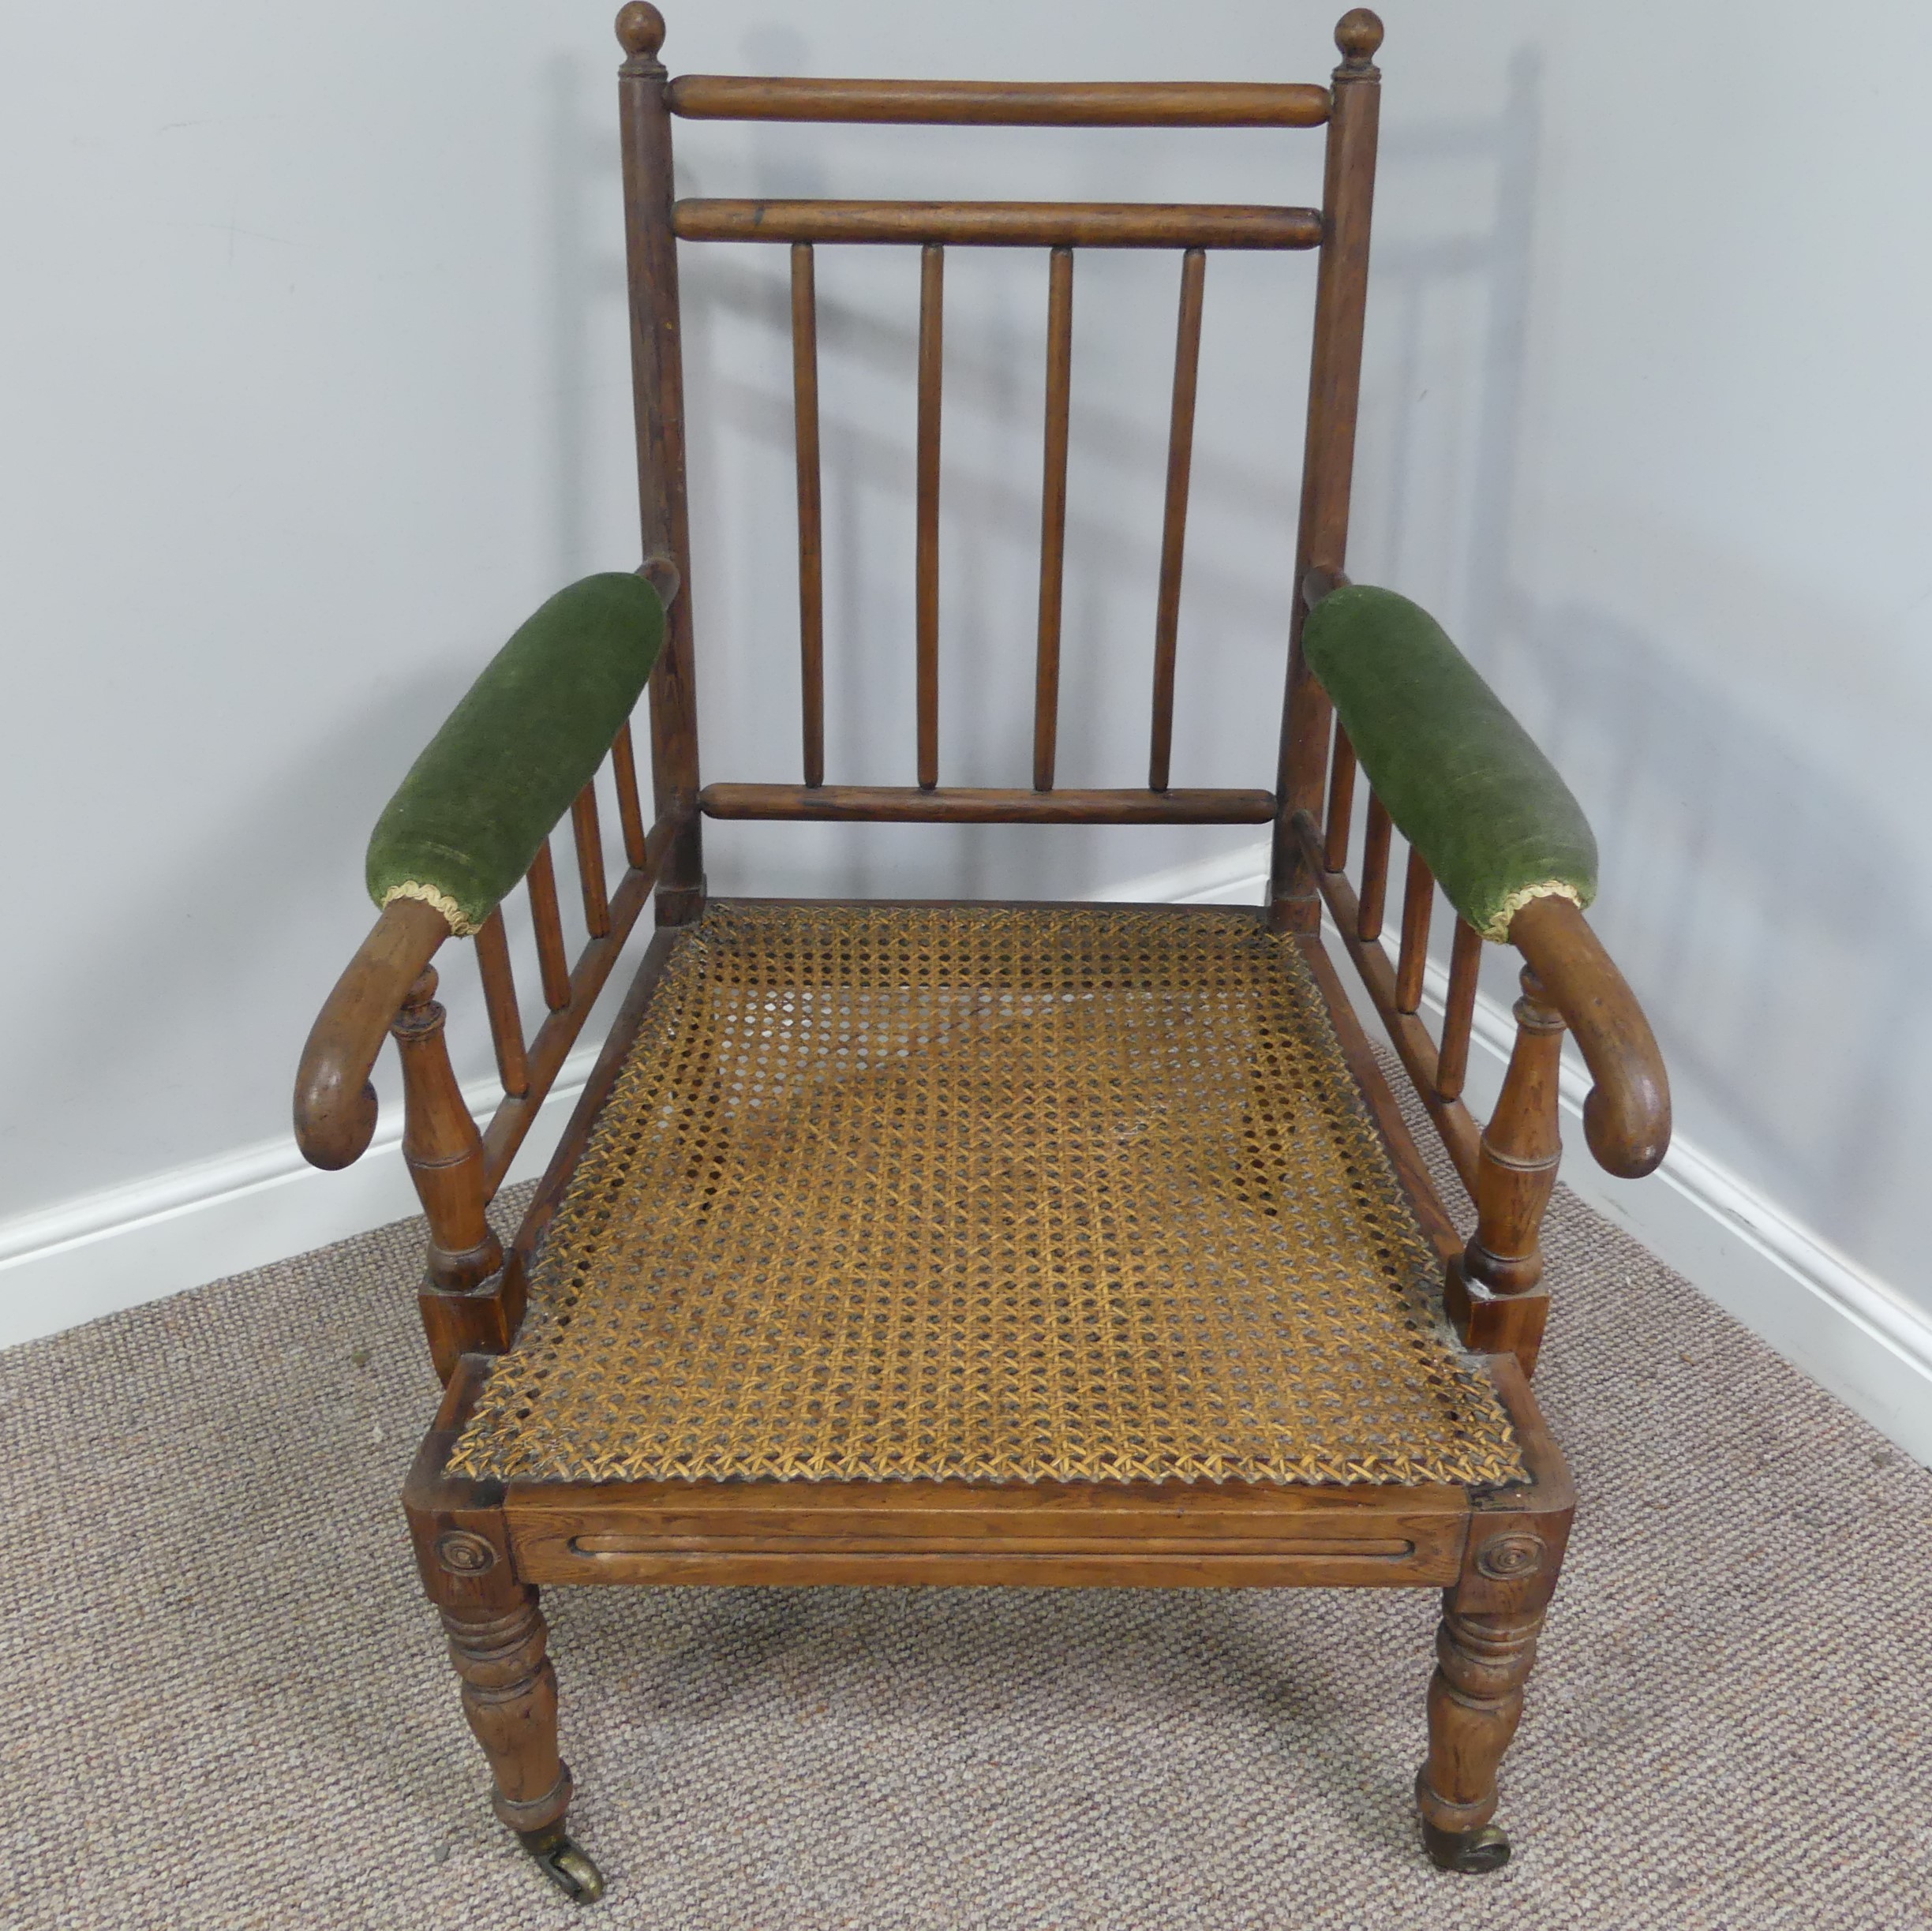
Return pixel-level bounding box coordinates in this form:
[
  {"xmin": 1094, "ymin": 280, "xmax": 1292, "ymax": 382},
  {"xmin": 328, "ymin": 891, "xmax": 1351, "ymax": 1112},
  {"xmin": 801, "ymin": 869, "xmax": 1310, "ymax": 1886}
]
[
  {"xmin": 1481, "ymin": 879, "xmax": 1585, "ymax": 945},
  {"xmin": 381, "ymin": 881, "xmax": 476, "ymax": 937}
]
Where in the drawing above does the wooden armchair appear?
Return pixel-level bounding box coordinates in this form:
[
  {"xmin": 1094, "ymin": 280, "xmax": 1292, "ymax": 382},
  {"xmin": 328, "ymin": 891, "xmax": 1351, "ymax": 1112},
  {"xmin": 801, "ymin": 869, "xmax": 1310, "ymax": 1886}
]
[{"xmin": 294, "ymin": 6, "xmax": 1669, "ymax": 1903}]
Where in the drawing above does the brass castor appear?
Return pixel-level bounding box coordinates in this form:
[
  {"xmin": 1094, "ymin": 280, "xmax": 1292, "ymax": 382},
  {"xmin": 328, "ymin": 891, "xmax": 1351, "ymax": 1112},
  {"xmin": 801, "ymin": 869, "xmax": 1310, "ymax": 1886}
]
[
  {"xmin": 1421, "ymin": 1819, "xmax": 1511, "ymax": 1874},
  {"xmin": 517, "ymin": 1823, "xmax": 607, "ymax": 1903}
]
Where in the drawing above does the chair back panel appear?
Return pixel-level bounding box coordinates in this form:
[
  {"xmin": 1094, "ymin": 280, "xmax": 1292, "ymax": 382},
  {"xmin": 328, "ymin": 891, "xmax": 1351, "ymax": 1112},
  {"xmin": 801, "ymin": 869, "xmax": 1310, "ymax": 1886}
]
[{"xmin": 616, "ymin": 4, "xmax": 1386, "ymax": 915}]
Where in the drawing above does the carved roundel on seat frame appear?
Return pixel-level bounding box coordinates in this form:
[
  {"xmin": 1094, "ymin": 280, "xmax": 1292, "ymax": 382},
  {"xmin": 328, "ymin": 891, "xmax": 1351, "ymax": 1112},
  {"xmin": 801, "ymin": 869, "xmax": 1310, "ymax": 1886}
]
[{"xmin": 436, "ymin": 1529, "xmax": 499, "ymax": 1575}]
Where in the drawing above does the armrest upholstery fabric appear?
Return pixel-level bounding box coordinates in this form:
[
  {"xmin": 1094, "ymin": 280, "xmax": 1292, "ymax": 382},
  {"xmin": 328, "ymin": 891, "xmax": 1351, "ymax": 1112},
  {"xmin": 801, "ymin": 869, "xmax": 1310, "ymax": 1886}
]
[
  {"xmin": 365, "ymin": 573, "xmax": 667, "ymax": 935},
  {"xmin": 1302, "ymin": 585, "xmax": 1596, "ymax": 941}
]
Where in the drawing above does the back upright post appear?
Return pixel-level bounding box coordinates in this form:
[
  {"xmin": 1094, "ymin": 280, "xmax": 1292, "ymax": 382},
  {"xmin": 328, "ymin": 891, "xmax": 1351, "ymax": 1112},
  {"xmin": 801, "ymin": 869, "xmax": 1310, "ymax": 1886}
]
[
  {"xmin": 1269, "ymin": 9, "xmax": 1383, "ymax": 934},
  {"xmin": 618, "ymin": 4, "xmax": 705, "ymax": 924}
]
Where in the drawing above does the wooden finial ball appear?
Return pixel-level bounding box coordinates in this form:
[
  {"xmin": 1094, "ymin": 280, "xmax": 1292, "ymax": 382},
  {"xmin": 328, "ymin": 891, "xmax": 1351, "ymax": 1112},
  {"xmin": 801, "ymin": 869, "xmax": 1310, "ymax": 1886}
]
[
  {"xmin": 1335, "ymin": 8, "xmax": 1384, "ymax": 61},
  {"xmin": 616, "ymin": 2, "xmax": 666, "ymax": 58}
]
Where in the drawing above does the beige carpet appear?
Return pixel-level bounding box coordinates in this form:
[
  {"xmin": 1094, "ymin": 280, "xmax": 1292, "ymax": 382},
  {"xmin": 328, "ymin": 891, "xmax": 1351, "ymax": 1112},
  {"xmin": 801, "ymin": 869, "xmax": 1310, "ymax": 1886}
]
[{"xmin": 4, "ymin": 1076, "xmax": 1930, "ymax": 1928}]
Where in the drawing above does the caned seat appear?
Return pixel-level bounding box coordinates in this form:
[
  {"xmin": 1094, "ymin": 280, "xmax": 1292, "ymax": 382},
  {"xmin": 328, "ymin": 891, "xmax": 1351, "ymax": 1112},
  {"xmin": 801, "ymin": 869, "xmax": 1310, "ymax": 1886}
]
[
  {"xmin": 294, "ymin": 6, "xmax": 1673, "ymax": 1903},
  {"xmin": 449, "ymin": 901, "xmax": 1527, "ymax": 1491}
]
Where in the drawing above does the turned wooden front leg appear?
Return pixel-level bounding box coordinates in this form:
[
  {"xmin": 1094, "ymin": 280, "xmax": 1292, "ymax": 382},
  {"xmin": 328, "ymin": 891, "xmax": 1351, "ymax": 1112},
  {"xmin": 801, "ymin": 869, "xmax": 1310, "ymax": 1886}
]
[
  {"xmin": 408, "ymin": 1382, "xmax": 569, "ymax": 1841},
  {"xmin": 441, "ymin": 1589, "xmax": 573, "ymax": 1839},
  {"xmin": 406, "ymin": 1357, "xmax": 603, "ymax": 1899},
  {"xmin": 1417, "ymin": 1459, "xmax": 1573, "ymax": 1873},
  {"xmin": 1418, "ymin": 1599, "xmax": 1544, "ymax": 1841}
]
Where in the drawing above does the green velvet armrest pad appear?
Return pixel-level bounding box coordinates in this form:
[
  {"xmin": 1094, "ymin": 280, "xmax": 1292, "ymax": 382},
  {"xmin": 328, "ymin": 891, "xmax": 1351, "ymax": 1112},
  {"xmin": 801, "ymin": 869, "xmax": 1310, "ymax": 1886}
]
[
  {"xmin": 365, "ymin": 573, "xmax": 666, "ymax": 935},
  {"xmin": 1301, "ymin": 585, "xmax": 1596, "ymax": 941}
]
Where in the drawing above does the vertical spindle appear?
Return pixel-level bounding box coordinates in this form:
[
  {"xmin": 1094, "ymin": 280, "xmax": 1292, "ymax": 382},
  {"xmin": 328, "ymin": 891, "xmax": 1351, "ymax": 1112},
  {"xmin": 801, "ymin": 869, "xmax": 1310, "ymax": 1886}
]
[
  {"xmin": 571, "ymin": 784, "xmax": 610, "ymax": 939},
  {"xmin": 611, "ymin": 721, "xmax": 648, "ymax": 869},
  {"xmin": 1149, "ymin": 247, "xmax": 1207, "ymax": 793},
  {"xmin": 1324, "ymin": 724, "xmax": 1357, "ymax": 873},
  {"xmin": 526, "ymin": 842, "xmax": 572, "ymax": 1012},
  {"xmin": 792, "ymin": 241, "xmax": 826, "ymax": 788},
  {"xmin": 915, "ymin": 241, "xmax": 944, "ymax": 789},
  {"xmin": 1396, "ymin": 845, "xmax": 1433, "ymax": 1012},
  {"xmin": 474, "ymin": 907, "xmax": 530, "ymax": 1098},
  {"xmin": 1357, "ymin": 792, "xmax": 1392, "ymax": 941},
  {"xmin": 1033, "ymin": 245, "xmax": 1074, "ymax": 791},
  {"xmin": 1436, "ymin": 915, "xmax": 1483, "ymax": 1101}
]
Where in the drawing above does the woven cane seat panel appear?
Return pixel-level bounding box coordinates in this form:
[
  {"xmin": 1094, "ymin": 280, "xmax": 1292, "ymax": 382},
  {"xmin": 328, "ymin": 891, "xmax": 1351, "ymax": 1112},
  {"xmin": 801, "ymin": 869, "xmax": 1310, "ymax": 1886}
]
[{"xmin": 450, "ymin": 902, "xmax": 1526, "ymax": 1488}]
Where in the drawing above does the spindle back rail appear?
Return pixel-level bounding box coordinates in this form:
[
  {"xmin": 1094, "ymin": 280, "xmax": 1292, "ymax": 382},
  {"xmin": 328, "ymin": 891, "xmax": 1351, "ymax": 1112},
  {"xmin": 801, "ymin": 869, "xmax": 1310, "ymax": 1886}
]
[{"xmin": 657, "ymin": 21, "xmax": 1368, "ymax": 842}]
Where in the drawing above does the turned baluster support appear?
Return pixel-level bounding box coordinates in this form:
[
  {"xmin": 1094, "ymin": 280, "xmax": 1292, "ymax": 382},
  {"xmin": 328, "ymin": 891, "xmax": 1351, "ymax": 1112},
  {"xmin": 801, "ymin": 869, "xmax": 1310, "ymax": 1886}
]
[
  {"xmin": 391, "ymin": 967, "xmax": 517, "ymax": 1381},
  {"xmin": 1416, "ymin": 1393, "xmax": 1574, "ymax": 1875},
  {"xmin": 440, "ymin": 1592, "xmax": 600, "ymax": 1899},
  {"xmin": 442, "ymin": 1593, "xmax": 572, "ymax": 1836},
  {"xmin": 408, "ymin": 1428, "xmax": 603, "ymax": 1905},
  {"xmin": 1447, "ymin": 965, "xmax": 1564, "ymax": 1376},
  {"xmin": 1417, "ymin": 1600, "xmax": 1545, "ymax": 1870}
]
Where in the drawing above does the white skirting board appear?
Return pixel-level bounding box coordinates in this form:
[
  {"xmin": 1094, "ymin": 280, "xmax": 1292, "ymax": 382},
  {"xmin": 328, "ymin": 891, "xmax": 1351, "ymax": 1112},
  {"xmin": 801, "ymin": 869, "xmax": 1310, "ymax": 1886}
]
[
  {"xmin": 0, "ymin": 1047, "xmax": 601, "ymax": 1354},
  {"xmin": 3, "ymin": 851, "xmax": 1929, "ymax": 1472}
]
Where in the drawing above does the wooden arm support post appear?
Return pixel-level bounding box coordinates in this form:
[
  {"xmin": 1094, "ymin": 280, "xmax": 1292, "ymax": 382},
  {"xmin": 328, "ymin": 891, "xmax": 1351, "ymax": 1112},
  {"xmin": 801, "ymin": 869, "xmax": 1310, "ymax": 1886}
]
[
  {"xmin": 1447, "ymin": 967, "xmax": 1564, "ymax": 1378},
  {"xmin": 1447, "ymin": 896, "xmax": 1671, "ymax": 1378},
  {"xmin": 392, "ymin": 968, "xmax": 517, "ymax": 1381}
]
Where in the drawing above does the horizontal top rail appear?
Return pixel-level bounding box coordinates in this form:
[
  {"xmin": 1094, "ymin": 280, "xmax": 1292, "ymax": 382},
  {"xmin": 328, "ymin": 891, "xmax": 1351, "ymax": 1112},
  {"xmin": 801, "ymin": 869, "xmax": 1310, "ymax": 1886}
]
[
  {"xmin": 701, "ymin": 783, "xmax": 1277, "ymax": 825},
  {"xmin": 674, "ymin": 199, "xmax": 1323, "ymax": 250},
  {"xmin": 668, "ymin": 75, "xmax": 1332, "ymax": 129}
]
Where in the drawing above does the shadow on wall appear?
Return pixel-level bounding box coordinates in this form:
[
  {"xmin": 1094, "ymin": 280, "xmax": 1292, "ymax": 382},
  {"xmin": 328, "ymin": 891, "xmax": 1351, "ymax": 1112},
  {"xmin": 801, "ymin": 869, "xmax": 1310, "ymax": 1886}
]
[
  {"xmin": 1511, "ymin": 580, "xmax": 1925, "ymax": 1254},
  {"xmin": 1361, "ymin": 48, "xmax": 1926, "ymax": 1255},
  {"xmin": 544, "ymin": 52, "xmax": 643, "ymax": 588}
]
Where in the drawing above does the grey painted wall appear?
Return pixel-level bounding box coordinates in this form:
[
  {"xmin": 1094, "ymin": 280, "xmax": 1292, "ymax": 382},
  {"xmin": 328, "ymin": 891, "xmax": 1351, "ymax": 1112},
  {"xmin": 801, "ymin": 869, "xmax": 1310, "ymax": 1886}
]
[{"xmin": 3, "ymin": 2, "xmax": 1927, "ymax": 1312}]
